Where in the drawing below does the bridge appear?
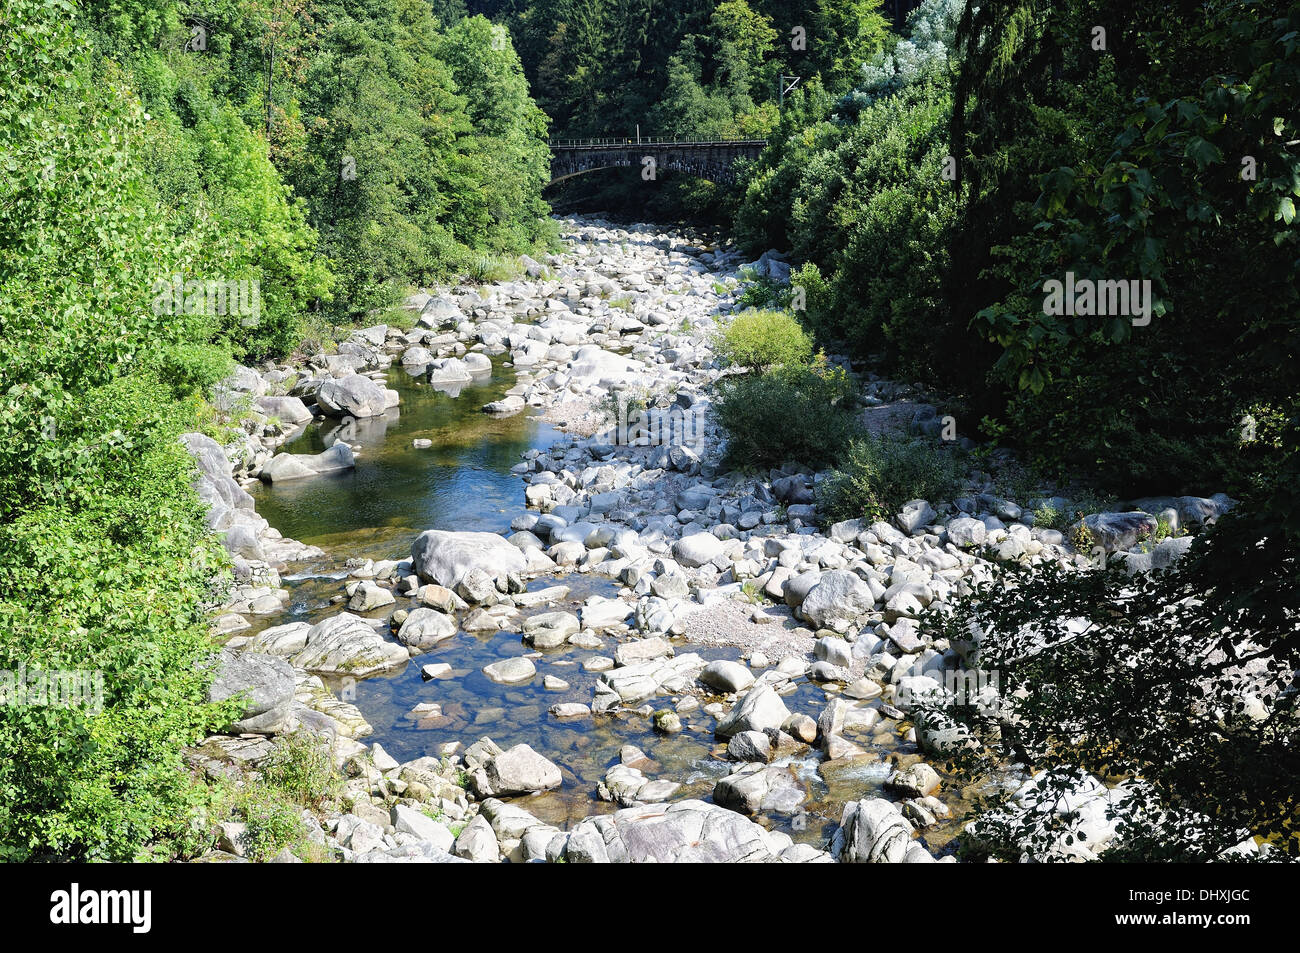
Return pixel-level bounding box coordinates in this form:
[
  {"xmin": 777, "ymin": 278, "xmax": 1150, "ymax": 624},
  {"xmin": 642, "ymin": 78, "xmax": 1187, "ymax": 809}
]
[{"xmin": 548, "ymin": 137, "xmax": 767, "ymax": 186}]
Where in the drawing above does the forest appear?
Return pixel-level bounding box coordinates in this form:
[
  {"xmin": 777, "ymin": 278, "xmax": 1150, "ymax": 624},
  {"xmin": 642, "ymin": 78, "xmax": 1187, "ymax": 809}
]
[{"xmin": 1, "ymin": 0, "xmax": 1296, "ymax": 864}]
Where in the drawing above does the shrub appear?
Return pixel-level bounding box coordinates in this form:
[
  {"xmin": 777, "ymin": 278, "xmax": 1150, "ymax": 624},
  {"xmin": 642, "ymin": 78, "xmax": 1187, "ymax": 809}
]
[
  {"xmin": 819, "ymin": 433, "xmax": 965, "ymax": 523},
  {"xmin": 715, "ymin": 358, "xmax": 858, "ymax": 469},
  {"xmin": 713, "ymin": 308, "xmax": 814, "ymax": 373},
  {"xmin": 260, "ymin": 732, "xmax": 339, "ymax": 810}
]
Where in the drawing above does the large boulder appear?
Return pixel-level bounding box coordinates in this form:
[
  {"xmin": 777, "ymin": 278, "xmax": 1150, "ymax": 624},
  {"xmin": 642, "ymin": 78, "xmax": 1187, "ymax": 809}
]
[
  {"xmin": 567, "ymin": 345, "xmax": 642, "ymax": 386},
  {"xmin": 673, "ymin": 532, "xmax": 724, "ymax": 568},
  {"xmin": 396, "ymin": 607, "xmax": 458, "ymax": 650},
  {"xmin": 800, "ymin": 570, "xmax": 876, "ymax": 628},
  {"xmin": 470, "ymin": 744, "xmax": 562, "ymax": 797},
  {"xmin": 206, "ymin": 649, "xmax": 295, "ymax": 734},
  {"xmin": 254, "ymin": 395, "xmax": 313, "ymax": 424},
  {"xmin": 563, "ymin": 800, "xmax": 803, "ymax": 863},
  {"xmin": 260, "ymin": 443, "xmax": 355, "ymax": 483},
  {"xmin": 181, "ymin": 432, "xmax": 255, "ymax": 531},
  {"xmin": 699, "ymin": 659, "xmax": 755, "ymax": 694},
  {"xmin": 289, "ymin": 612, "xmax": 409, "ymax": 677},
  {"xmin": 946, "ymin": 516, "xmax": 987, "ymax": 548},
  {"xmin": 832, "ymin": 798, "xmax": 916, "ymax": 863},
  {"xmin": 316, "ymin": 374, "xmax": 394, "ymax": 418},
  {"xmin": 410, "ymin": 530, "xmax": 527, "ymax": 590},
  {"xmin": 1078, "ymin": 511, "xmax": 1160, "ymax": 552},
  {"xmin": 715, "ymin": 684, "xmax": 790, "ymax": 738}
]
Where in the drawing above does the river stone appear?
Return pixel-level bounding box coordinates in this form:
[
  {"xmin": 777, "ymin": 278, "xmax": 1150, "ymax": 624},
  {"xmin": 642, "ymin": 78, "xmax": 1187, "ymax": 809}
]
[
  {"xmin": 396, "ymin": 607, "xmax": 458, "ymax": 650},
  {"xmin": 453, "ymin": 815, "xmax": 499, "ymax": 862},
  {"xmin": 347, "ymin": 580, "xmax": 395, "ymax": 612},
  {"xmin": 885, "ymin": 762, "xmax": 942, "ymax": 798},
  {"xmin": 317, "ymin": 373, "xmax": 392, "ymax": 418},
  {"xmin": 427, "ymin": 357, "xmax": 473, "ymax": 382},
  {"xmin": 244, "ymin": 621, "xmax": 311, "ymax": 657},
  {"xmin": 800, "ymin": 570, "xmax": 876, "ymax": 628},
  {"xmin": 896, "ymin": 499, "xmax": 936, "ymax": 535},
  {"xmin": 832, "ymin": 798, "xmax": 916, "ymax": 863},
  {"xmin": 614, "ymin": 636, "xmax": 673, "ymax": 667},
  {"xmin": 674, "ymin": 532, "xmax": 724, "ymax": 568},
  {"xmin": 206, "ymin": 649, "xmax": 295, "ymax": 734},
  {"xmin": 946, "ymin": 516, "xmax": 987, "ymax": 548},
  {"xmin": 563, "ymin": 800, "xmax": 787, "ymax": 863},
  {"xmin": 261, "ymin": 442, "xmax": 356, "ymax": 482},
  {"xmin": 483, "ymin": 656, "xmax": 536, "ymax": 684},
  {"xmin": 715, "ymin": 684, "xmax": 790, "ymax": 739},
  {"xmin": 1079, "ymin": 511, "xmax": 1160, "ymax": 552},
  {"xmin": 391, "ymin": 804, "xmax": 455, "ymax": 851},
  {"xmin": 782, "ymin": 570, "xmax": 822, "ymax": 608},
  {"xmin": 699, "ymin": 659, "xmax": 755, "ymax": 694},
  {"xmin": 471, "ymin": 743, "xmax": 562, "ymax": 797},
  {"xmin": 289, "ymin": 612, "xmax": 410, "ymax": 677},
  {"xmin": 410, "ymin": 529, "xmax": 527, "ymax": 590},
  {"xmin": 726, "ymin": 730, "xmax": 772, "ymax": 763},
  {"xmin": 254, "ymin": 395, "xmax": 313, "ymax": 424},
  {"xmin": 523, "ymin": 611, "xmax": 580, "ymax": 648}
]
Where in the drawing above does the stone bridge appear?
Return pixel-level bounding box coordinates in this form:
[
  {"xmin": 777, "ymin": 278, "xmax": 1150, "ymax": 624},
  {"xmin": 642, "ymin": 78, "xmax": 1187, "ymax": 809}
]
[{"xmin": 548, "ymin": 137, "xmax": 767, "ymax": 187}]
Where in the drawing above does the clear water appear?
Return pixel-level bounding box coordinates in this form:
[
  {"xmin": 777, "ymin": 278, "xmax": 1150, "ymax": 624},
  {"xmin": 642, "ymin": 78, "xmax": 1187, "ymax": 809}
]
[{"xmin": 246, "ymin": 360, "xmax": 970, "ymax": 852}]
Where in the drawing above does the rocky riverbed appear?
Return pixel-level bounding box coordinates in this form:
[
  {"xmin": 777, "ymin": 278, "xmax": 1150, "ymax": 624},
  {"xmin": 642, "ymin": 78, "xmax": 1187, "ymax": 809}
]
[{"xmin": 182, "ymin": 216, "xmax": 1244, "ymax": 863}]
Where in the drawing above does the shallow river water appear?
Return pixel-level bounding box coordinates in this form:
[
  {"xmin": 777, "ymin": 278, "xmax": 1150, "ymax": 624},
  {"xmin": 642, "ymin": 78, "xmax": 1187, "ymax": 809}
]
[{"xmin": 244, "ymin": 345, "xmax": 972, "ymax": 850}]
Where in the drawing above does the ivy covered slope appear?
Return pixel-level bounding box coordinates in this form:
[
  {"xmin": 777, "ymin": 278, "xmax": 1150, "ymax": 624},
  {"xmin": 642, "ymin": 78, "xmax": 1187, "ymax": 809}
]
[{"xmin": 0, "ymin": 0, "xmax": 554, "ymax": 859}]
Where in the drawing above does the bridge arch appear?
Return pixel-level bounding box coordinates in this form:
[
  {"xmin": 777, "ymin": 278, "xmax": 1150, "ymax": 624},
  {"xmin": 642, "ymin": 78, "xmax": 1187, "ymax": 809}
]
[{"xmin": 547, "ymin": 138, "xmax": 766, "ymax": 187}]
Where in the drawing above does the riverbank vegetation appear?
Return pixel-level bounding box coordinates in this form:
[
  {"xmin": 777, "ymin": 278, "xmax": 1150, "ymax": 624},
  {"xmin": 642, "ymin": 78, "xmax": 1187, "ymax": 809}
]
[{"xmin": 0, "ymin": 0, "xmax": 552, "ymax": 859}]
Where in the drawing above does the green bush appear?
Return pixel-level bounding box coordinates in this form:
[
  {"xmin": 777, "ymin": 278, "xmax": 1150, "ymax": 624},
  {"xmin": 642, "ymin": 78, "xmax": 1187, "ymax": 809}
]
[
  {"xmin": 819, "ymin": 434, "xmax": 966, "ymax": 524},
  {"xmin": 713, "ymin": 308, "xmax": 814, "ymax": 373},
  {"xmin": 715, "ymin": 358, "xmax": 858, "ymax": 469},
  {"xmin": 0, "ymin": 2, "xmax": 230, "ymax": 860}
]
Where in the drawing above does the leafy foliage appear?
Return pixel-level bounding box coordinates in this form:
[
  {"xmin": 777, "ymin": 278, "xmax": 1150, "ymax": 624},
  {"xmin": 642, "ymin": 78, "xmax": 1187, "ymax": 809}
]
[
  {"xmin": 715, "ymin": 358, "xmax": 859, "ymax": 469},
  {"xmin": 819, "ymin": 434, "xmax": 965, "ymax": 523},
  {"xmin": 713, "ymin": 308, "xmax": 814, "ymax": 372}
]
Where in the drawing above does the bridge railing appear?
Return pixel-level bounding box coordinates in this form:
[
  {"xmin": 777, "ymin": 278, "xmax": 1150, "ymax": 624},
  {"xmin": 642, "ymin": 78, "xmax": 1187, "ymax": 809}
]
[{"xmin": 548, "ymin": 137, "xmax": 767, "ymax": 150}]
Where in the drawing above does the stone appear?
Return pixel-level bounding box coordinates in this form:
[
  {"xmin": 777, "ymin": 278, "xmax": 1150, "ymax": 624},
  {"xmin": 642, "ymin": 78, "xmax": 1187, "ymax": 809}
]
[
  {"xmin": 289, "ymin": 613, "xmax": 409, "ymax": 677},
  {"xmin": 699, "ymin": 659, "xmax": 755, "ymax": 694},
  {"xmin": 254, "ymin": 395, "xmax": 313, "ymax": 424},
  {"xmin": 260, "ymin": 442, "xmax": 355, "ymax": 482},
  {"xmin": 523, "ymin": 611, "xmax": 580, "ymax": 648},
  {"xmin": 653, "ymin": 710, "xmax": 683, "ymax": 734},
  {"xmin": 727, "ymin": 730, "xmax": 772, "ymax": 763},
  {"xmin": 453, "ymin": 815, "xmax": 499, "ymax": 863},
  {"xmin": 483, "ymin": 656, "xmax": 536, "ymax": 684},
  {"xmin": 563, "ymin": 800, "xmax": 789, "ymax": 863},
  {"xmin": 715, "ymin": 684, "xmax": 790, "ymax": 739},
  {"xmin": 472, "ymin": 744, "xmax": 562, "ymax": 797},
  {"xmin": 673, "ymin": 532, "xmax": 724, "ymax": 568},
  {"xmin": 410, "ymin": 529, "xmax": 526, "ymax": 590},
  {"xmin": 946, "ymin": 516, "xmax": 987, "ymax": 548},
  {"xmin": 549, "ymin": 703, "xmax": 591, "ymax": 718},
  {"xmin": 832, "ymin": 798, "xmax": 915, "ymax": 863},
  {"xmin": 896, "ymin": 499, "xmax": 936, "ymax": 535},
  {"xmin": 396, "ymin": 607, "xmax": 458, "ymax": 650},
  {"xmin": 801, "ymin": 570, "xmax": 876, "ymax": 628},
  {"xmin": 391, "ymin": 804, "xmax": 454, "ymax": 851},
  {"xmin": 206, "ymin": 649, "xmax": 295, "ymax": 734},
  {"xmin": 614, "ymin": 636, "xmax": 674, "ymax": 667},
  {"xmin": 1079, "ymin": 511, "xmax": 1160, "ymax": 552},
  {"xmin": 317, "ymin": 374, "xmax": 393, "ymax": 418},
  {"xmin": 885, "ymin": 762, "xmax": 942, "ymax": 798},
  {"xmin": 347, "ymin": 580, "xmax": 395, "ymax": 612}
]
